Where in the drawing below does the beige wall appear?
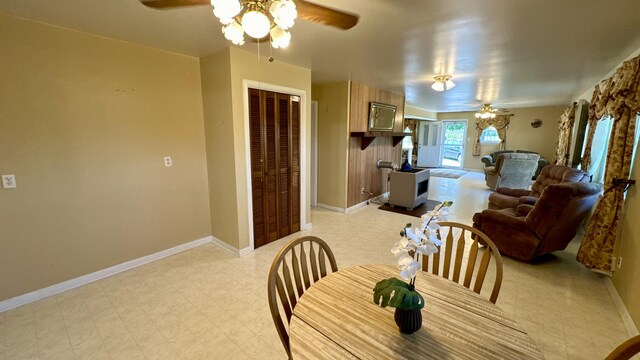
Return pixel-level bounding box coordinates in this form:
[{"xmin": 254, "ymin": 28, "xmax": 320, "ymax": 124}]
[
  {"xmin": 200, "ymin": 51, "xmax": 239, "ymax": 247},
  {"xmin": 438, "ymin": 106, "xmax": 564, "ymax": 170},
  {"xmin": 614, "ymin": 142, "xmax": 640, "ymax": 329},
  {"xmin": 405, "ymin": 105, "xmax": 437, "ymax": 120},
  {"xmin": 230, "ymin": 48, "xmax": 312, "ymax": 249},
  {"xmin": 312, "ymin": 82, "xmax": 350, "ymax": 209},
  {"xmin": 0, "ymin": 14, "xmax": 211, "ymax": 301}
]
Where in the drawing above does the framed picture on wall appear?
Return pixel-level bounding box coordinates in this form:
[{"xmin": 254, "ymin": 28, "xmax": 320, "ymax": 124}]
[{"xmin": 368, "ymin": 102, "xmax": 396, "ymax": 131}]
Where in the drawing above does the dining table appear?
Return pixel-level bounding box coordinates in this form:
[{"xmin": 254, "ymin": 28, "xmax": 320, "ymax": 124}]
[{"xmin": 289, "ymin": 264, "xmax": 544, "ymax": 359}]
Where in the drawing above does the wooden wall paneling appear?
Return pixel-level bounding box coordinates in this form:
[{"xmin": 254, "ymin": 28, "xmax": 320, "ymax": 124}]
[{"xmin": 347, "ymin": 83, "xmax": 405, "ymax": 207}]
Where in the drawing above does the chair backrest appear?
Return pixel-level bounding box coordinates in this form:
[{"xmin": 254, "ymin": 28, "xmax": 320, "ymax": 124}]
[
  {"xmin": 605, "ymin": 335, "xmax": 640, "ymax": 360},
  {"xmin": 494, "ymin": 153, "xmax": 540, "ymax": 190},
  {"xmin": 420, "ymin": 222, "xmax": 504, "ymax": 303},
  {"xmin": 530, "ymin": 164, "xmax": 591, "ymax": 197},
  {"xmin": 525, "ymin": 181, "xmax": 602, "ymax": 255},
  {"xmin": 490, "ymin": 150, "xmax": 514, "ymax": 163},
  {"xmin": 267, "ymin": 236, "xmax": 338, "ymax": 358}
]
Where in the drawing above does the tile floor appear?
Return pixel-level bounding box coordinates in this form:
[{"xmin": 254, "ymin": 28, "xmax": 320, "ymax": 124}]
[{"xmin": 0, "ymin": 172, "xmax": 633, "ymax": 359}]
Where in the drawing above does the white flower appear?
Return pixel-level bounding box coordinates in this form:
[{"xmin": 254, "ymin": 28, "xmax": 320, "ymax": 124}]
[
  {"xmin": 391, "ymin": 237, "xmax": 412, "ymax": 256},
  {"xmin": 423, "ymin": 227, "xmax": 442, "ymax": 246},
  {"xmin": 397, "ymin": 253, "xmax": 421, "ymax": 279},
  {"xmin": 415, "ymin": 241, "xmax": 439, "ymax": 256},
  {"xmin": 404, "ymin": 227, "xmax": 425, "ymax": 244}
]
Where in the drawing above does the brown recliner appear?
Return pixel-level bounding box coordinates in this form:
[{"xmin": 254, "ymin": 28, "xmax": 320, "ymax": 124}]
[
  {"xmin": 488, "ymin": 164, "xmax": 591, "ymax": 210},
  {"xmin": 472, "ymin": 181, "xmax": 602, "ymax": 262}
]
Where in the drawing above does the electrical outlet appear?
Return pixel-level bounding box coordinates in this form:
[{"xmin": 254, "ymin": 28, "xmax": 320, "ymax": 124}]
[
  {"xmin": 2, "ymin": 174, "xmax": 17, "ymax": 189},
  {"xmin": 164, "ymin": 156, "xmax": 172, "ymax": 167},
  {"xmin": 617, "ymin": 256, "xmax": 623, "ymax": 269}
]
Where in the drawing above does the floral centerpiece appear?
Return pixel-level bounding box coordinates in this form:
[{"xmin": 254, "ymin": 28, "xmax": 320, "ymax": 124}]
[{"xmin": 373, "ymin": 201, "xmax": 453, "ymax": 334}]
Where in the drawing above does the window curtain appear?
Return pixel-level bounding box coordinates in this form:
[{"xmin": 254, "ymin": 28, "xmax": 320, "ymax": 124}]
[
  {"xmin": 492, "ymin": 115, "xmax": 511, "ymax": 151},
  {"xmin": 553, "ymin": 103, "xmax": 577, "ymax": 166},
  {"xmin": 577, "ymin": 55, "xmax": 640, "ymax": 273},
  {"xmin": 472, "ymin": 115, "xmax": 511, "ymax": 156}
]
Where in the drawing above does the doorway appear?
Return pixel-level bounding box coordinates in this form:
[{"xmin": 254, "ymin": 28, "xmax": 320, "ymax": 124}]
[
  {"xmin": 440, "ymin": 120, "xmax": 467, "ymax": 169},
  {"xmin": 416, "ymin": 121, "xmax": 442, "ymax": 168}
]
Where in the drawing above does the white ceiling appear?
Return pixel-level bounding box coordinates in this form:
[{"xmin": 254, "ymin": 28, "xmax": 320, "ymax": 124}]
[{"xmin": 2, "ymin": 0, "xmax": 640, "ymax": 112}]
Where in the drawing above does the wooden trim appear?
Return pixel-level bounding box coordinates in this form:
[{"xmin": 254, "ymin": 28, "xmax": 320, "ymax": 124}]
[{"xmin": 350, "ymin": 131, "xmax": 407, "ymax": 150}]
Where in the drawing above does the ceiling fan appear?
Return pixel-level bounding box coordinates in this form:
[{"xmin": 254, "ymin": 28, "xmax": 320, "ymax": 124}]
[{"xmin": 139, "ymin": 0, "xmax": 359, "ymax": 47}]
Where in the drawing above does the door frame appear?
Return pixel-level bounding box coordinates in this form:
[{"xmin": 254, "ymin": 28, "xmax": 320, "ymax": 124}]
[
  {"xmin": 440, "ymin": 119, "xmax": 468, "ymax": 169},
  {"xmin": 311, "ymin": 101, "xmax": 318, "ymax": 208},
  {"xmin": 243, "ymin": 80, "xmax": 308, "ymax": 255}
]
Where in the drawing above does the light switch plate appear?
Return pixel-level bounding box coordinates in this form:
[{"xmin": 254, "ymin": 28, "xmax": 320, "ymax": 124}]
[
  {"xmin": 2, "ymin": 174, "xmax": 17, "ymax": 189},
  {"xmin": 164, "ymin": 157, "xmax": 172, "ymax": 167}
]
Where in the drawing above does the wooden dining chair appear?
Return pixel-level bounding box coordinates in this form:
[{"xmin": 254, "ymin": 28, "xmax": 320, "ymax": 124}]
[
  {"xmin": 605, "ymin": 335, "xmax": 640, "ymax": 360},
  {"xmin": 420, "ymin": 221, "xmax": 504, "ymax": 303},
  {"xmin": 267, "ymin": 236, "xmax": 338, "ymax": 359}
]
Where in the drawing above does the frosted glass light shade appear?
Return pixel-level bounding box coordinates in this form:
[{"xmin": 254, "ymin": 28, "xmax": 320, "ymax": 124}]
[
  {"xmin": 431, "ymin": 81, "xmax": 445, "ymax": 92},
  {"xmin": 270, "ymin": 0, "xmax": 297, "ymax": 29},
  {"xmin": 242, "ymin": 10, "xmax": 270, "ymax": 39},
  {"xmin": 445, "ymin": 79, "xmax": 456, "ymax": 90},
  {"xmin": 222, "ymin": 21, "xmax": 245, "ymax": 45},
  {"xmin": 212, "ymin": 0, "xmax": 241, "ymax": 24},
  {"xmin": 270, "ymin": 27, "xmax": 291, "ymax": 48}
]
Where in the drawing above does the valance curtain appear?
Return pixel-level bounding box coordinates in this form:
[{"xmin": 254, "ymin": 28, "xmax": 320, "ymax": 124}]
[
  {"xmin": 472, "ymin": 115, "xmax": 511, "ymax": 156},
  {"xmin": 577, "ymin": 55, "xmax": 640, "ymax": 273},
  {"xmin": 553, "ymin": 104, "xmax": 577, "ymax": 166}
]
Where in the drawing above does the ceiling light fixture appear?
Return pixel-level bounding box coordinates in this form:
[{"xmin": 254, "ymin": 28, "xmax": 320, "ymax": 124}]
[
  {"xmin": 475, "ymin": 103, "xmax": 497, "ymax": 119},
  {"xmin": 431, "ymin": 75, "xmax": 455, "ymax": 92},
  {"xmin": 211, "ymin": 0, "xmax": 297, "ymax": 48}
]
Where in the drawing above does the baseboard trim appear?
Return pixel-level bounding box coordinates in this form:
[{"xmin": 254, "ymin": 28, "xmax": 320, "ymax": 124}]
[
  {"xmin": 346, "ymin": 200, "xmax": 369, "ymax": 213},
  {"xmin": 317, "ymin": 203, "xmax": 346, "ymax": 213},
  {"xmin": 604, "ymin": 277, "xmax": 639, "ymax": 336},
  {"xmin": 303, "ymin": 222, "xmax": 313, "ymax": 230},
  {"xmin": 211, "ymin": 236, "xmax": 253, "ymax": 257},
  {"xmin": 463, "ymin": 168, "xmax": 483, "ymax": 173},
  {"xmin": 0, "ymin": 236, "xmax": 213, "ymax": 313}
]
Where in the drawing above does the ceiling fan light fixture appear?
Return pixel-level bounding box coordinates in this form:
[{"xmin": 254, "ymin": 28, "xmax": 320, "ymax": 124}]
[
  {"xmin": 431, "ymin": 74, "xmax": 455, "ymax": 92},
  {"xmin": 270, "ymin": 0, "xmax": 297, "ymax": 29},
  {"xmin": 475, "ymin": 104, "xmax": 497, "ymax": 119},
  {"xmin": 270, "ymin": 27, "xmax": 291, "ymax": 48},
  {"xmin": 242, "ymin": 9, "xmax": 271, "ymax": 39}
]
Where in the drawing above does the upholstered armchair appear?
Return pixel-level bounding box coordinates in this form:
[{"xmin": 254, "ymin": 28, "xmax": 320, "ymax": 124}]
[
  {"xmin": 489, "ymin": 164, "xmax": 591, "ymax": 209},
  {"xmin": 480, "ymin": 150, "xmax": 514, "ymax": 168},
  {"xmin": 481, "ymin": 150, "xmax": 549, "ymax": 179},
  {"xmin": 484, "ymin": 153, "xmax": 540, "ymax": 191},
  {"xmin": 472, "ymin": 181, "xmax": 602, "ymax": 262}
]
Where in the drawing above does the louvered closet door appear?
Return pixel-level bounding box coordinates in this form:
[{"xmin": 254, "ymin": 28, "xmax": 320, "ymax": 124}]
[
  {"xmin": 248, "ymin": 89, "xmax": 300, "ymax": 248},
  {"xmin": 248, "ymin": 89, "xmax": 266, "ymax": 248}
]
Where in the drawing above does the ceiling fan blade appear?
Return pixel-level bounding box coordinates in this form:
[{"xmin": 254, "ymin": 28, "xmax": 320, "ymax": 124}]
[
  {"xmin": 140, "ymin": 0, "xmax": 209, "ymax": 9},
  {"xmin": 296, "ymin": 0, "xmax": 359, "ymax": 30}
]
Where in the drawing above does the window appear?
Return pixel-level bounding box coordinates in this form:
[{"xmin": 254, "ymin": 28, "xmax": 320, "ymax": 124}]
[
  {"xmin": 480, "ymin": 125, "xmax": 500, "ymax": 144},
  {"xmin": 580, "ymin": 117, "xmax": 613, "ymax": 184}
]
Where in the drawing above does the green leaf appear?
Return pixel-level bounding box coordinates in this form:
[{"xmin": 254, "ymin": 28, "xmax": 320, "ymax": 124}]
[
  {"xmin": 373, "ymin": 278, "xmax": 425, "ymax": 310},
  {"xmin": 443, "ymin": 201, "xmax": 453, "ymax": 207}
]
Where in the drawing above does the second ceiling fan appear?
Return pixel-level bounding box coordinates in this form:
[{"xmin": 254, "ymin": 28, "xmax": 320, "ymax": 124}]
[{"xmin": 140, "ymin": 0, "xmax": 359, "ymax": 47}]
